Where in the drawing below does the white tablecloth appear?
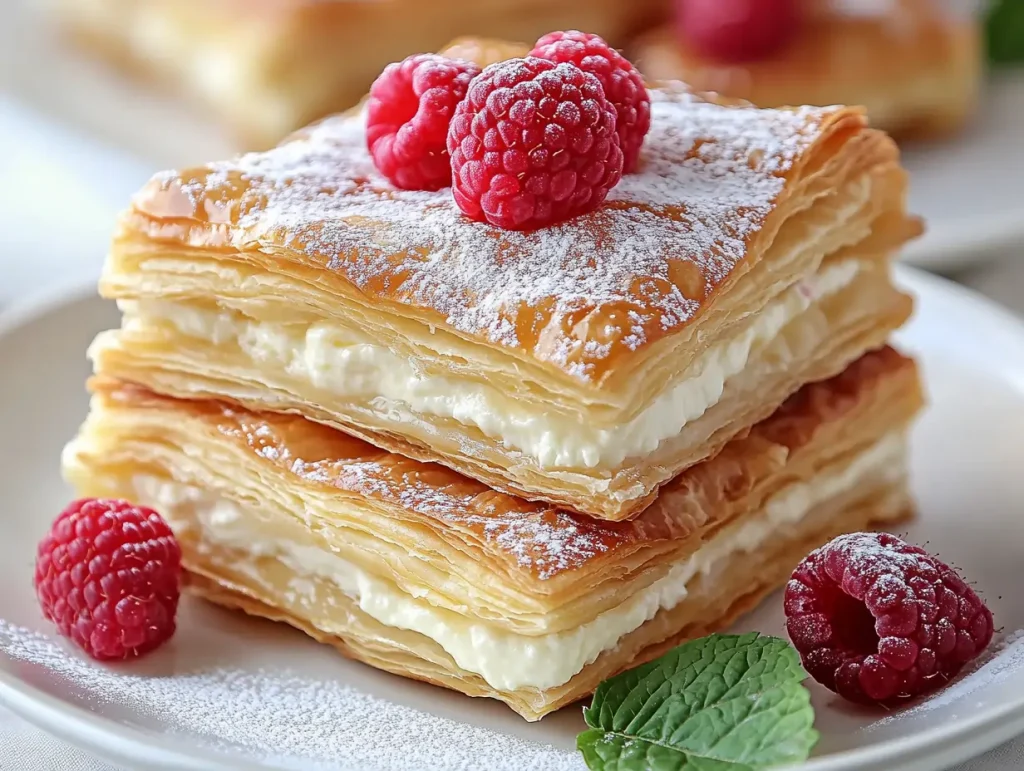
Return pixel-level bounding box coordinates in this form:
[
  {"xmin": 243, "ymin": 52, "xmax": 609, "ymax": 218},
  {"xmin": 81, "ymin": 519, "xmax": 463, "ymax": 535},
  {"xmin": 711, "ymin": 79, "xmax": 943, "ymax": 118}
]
[{"xmin": 1, "ymin": 97, "xmax": 1023, "ymax": 771}]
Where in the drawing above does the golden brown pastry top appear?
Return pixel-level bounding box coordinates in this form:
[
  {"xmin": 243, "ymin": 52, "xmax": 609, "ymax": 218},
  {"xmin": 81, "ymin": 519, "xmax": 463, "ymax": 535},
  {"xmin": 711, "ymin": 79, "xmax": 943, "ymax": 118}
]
[
  {"xmin": 93, "ymin": 346, "xmax": 917, "ymax": 581},
  {"xmin": 120, "ymin": 76, "xmax": 878, "ymax": 383}
]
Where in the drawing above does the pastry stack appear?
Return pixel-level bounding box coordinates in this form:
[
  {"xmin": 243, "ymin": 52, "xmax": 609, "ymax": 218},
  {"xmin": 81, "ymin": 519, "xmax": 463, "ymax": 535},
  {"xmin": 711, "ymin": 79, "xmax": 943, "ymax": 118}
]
[{"xmin": 63, "ymin": 39, "xmax": 924, "ymax": 720}]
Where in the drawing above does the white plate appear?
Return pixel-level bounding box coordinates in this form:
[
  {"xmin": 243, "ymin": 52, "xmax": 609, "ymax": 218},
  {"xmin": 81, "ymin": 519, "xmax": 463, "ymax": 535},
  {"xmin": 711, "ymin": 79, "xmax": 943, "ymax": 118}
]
[
  {"xmin": 0, "ymin": 270, "xmax": 1023, "ymax": 770},
  {"xmin": 3, "ymin": 0, "xmax": 1023, "ymax": 274}
]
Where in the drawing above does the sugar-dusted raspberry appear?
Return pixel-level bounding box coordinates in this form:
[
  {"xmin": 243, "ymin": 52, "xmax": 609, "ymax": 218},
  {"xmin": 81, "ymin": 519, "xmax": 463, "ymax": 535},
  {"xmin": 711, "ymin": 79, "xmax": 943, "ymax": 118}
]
[
  {"xmin": 34, "ymin": 498, "xmax": 182, "ymax": 661},
  {"xmin": 447, "ymin": 57, "xmax": 624, "ymax": 230},
  {"xmin": 676, "ymin": 0, "xmax": 802, "ymax": 63},
  {"xmin": 785, "ymin": 532, "xmax": 994, "ymax": 705},
  {"xmin": 530, "ymin": 30, "xmax": 650, "ymax": 173},
  {"xmin": 367, "ymin": 54, "xmax": 481, "ymax": 191}
]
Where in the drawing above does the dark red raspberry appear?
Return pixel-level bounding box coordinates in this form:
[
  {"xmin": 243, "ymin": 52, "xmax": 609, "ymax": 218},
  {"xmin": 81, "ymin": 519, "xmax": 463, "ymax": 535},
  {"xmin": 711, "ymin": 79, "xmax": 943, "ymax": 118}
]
[
  {"xmin": 447, "ymin": 57, "xmax": 624, "ymax": 230},
  {"xmin": 676, "ymin": 0, "xmax": 802, "ymax": 63},
  {"xmin": 785, "ymin": 532, "xmax": 994, "ymax": 705},
  {"xmin": 367, "ymin": 54, "xmax": 481, "ymax": 191},
  {"xmin": 34, "ymin": 498, "xmax": 182, "ymax": 661},
  {"xmin": 529, "ymin": 31, "xmax": 650, "ymax": 173}
]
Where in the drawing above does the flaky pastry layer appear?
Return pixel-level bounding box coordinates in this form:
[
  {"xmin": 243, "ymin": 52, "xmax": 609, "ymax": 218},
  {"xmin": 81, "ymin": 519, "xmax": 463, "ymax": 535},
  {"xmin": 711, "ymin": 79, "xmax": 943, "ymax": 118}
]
[
  {"xmin": 63, "ymin": 348, "xmax": 923, "ymax": 717},
  {"xmin": 92, "ymin": 254, "xmax": 912, "ymax": 519},
  {"xmin": 633, "ymin": 0, "xmax": 981, "ymax": 140},
  {"xmin": 183, "ymin": 486, "xmax": 910, "ymax": 720},
  {"xmin": 104, "ymin": 71, "xmax": 916, "ymax": 390},
  {"xmin": 94, "ymin": 43, "xmax": 918, "ymax": 518},
  {"xmin": 55, "ymin": 2, "xmax": 662, "ymax": 148}
]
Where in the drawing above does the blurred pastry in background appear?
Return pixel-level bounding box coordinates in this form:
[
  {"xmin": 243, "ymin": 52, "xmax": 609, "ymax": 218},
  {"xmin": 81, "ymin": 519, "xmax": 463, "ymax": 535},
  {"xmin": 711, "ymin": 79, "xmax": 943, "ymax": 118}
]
[
  {"xmin": 52, "ymin": 0, "xmax": 663, "ymax": 150},
  {"xmin": 633, "ymin": 0, "xmax": 983, "ymax": 140}
]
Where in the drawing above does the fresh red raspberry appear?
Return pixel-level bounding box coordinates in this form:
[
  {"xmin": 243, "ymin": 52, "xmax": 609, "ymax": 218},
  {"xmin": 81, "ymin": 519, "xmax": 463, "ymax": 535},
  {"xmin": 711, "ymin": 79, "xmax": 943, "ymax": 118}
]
[
  {"xmin": 676, "ymin": 0, "xmax": 802, "ymax": 63},
  {"xmin": 529, "ymin": 31, "xmax": 650, "ymax": 173},
  {"xmin": 34, "ymin": 498, "xmax": 182, "ymax": 661},
  {"xmin": 447, "ymin": 57, "xmax": 624, "ymax": 230},
  {"xmin": 367, "ymin": 54, "xmax": 481, "ymax": 191},
  {"xmin": 785, "ymin": 532, "xmax": 994, "ymax": 705}
]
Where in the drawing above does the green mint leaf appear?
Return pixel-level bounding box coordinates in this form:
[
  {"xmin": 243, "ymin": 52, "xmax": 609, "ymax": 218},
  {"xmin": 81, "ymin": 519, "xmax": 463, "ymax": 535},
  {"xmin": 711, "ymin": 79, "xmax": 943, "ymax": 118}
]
[
  {"xmin": 576, "ymin": 633, "xmax": 818, "ymax": 771},
  {"xmin": 988, "ymin": 0, "xmax": 1024, "ymax": 64}
]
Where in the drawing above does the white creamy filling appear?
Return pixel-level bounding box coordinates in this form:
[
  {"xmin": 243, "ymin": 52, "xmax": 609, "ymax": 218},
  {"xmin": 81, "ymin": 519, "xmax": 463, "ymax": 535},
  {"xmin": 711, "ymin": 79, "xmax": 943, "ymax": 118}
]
[
  {"xmin": 131, "ymin": 431, "xmax": 904, "ymax": 692},
  {"xmin": 118, "ymin": 260, "xmax": 861, "ymax": 472}
]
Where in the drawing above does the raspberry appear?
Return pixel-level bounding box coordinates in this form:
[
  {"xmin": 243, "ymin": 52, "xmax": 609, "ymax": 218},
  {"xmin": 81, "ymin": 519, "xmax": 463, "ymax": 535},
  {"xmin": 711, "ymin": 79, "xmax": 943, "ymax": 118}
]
[
  {"xmin": 447, "ymin": 57, "xmax": 624, "ymax": 230},
  {"xmin": 530, "ymin": 31, "xmax": 650, "ymax": 173},
  {"xmin": 367, "ymin": 54, "xmax": 480, "ymax": 191},
  {"xmin": 785, "ymin": 532, "xmax": 994, "ymax": 705},
  {"xmin": 676, "ymin": 0, "xmax": 801, "ymax": 63},
  {"xmin": 34, "ymin": 498, "xmax": 182, "ymax": 661}
]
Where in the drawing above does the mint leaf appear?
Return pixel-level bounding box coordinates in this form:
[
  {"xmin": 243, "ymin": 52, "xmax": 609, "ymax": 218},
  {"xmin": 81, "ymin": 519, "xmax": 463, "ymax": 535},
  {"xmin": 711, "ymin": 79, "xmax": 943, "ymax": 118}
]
[
  {"xmin": 988, "ymin": 0, "xmax": 1024, "ymax": 64},
  {"xmin": 576, "ymin": 633, "xmax": 818, "ymax": 771}
]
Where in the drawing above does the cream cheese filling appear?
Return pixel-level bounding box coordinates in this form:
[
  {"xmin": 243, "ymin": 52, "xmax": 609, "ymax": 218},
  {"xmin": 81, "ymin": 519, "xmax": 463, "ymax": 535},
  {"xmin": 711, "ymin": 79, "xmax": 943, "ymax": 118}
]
[
  {"xmin": 130, "ymin": 431, "xmax": 905, "ymax": 692},
  {"xmin": 112, "ymin": 260, "xmax": 861, "ymax": 472}
]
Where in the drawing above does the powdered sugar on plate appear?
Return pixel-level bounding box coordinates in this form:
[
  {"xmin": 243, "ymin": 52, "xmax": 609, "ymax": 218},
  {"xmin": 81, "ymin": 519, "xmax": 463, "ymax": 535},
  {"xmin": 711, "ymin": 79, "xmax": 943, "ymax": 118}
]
[
  {"xmin": 132, "ymin": 86, "xmax": 842, "ymax": 381},
  {"xmin": 0, "ymin": 621, "xmax": 584, "ymax": 771},
  {"xmin": 867, "ymin": 630, "xmax": 1024, "ymax": 728}
]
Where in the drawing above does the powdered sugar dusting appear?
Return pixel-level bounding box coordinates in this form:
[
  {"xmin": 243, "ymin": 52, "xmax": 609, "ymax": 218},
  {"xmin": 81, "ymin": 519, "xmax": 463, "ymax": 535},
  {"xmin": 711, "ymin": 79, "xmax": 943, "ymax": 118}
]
[
  {"xmin": 136, "ymin": 86, "xmax": 840, "ymax": 381},
  {"xmin": 867, "ymin": 630, "xmax": 1024, "ymax": 727},
  {"xmin": 220, "ymin": 406, "xmax": 621, "ymax": 581},
  {"xmin": 826, "ymin": 531, "xmax": 939, "ymax": 580},
  {"xmin": 324, "ymin": 464, "xmax": 613, "ymax": 581},
  {"xmin": 0, "ymin": 621, "xmax": 583, "ymax": 771}
]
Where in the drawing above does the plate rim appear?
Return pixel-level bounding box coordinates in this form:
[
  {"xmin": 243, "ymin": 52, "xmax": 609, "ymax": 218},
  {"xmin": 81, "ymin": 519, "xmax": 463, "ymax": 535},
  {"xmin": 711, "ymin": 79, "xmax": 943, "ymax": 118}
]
[
  {"xmin": 0, "ymin": 670, "xmax": 236, "ymax": 770},
  {"xmin": 902, "ymin": 207, "xmax": 1024, "ymax": 271},
  {"xmin": 0, "ymin": 279, "xmax": 99, "ymax": 335},
  {"xmin": 1, "ymin": 268, "xmax": 1024, "ymax": 771}
]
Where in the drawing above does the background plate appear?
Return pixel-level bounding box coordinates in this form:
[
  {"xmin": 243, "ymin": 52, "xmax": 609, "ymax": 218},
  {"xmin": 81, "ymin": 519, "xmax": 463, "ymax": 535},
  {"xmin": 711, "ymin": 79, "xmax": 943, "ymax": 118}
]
[{"xmin": 0, "ymin": 270, "xmax": 1023, "ymax": 770}]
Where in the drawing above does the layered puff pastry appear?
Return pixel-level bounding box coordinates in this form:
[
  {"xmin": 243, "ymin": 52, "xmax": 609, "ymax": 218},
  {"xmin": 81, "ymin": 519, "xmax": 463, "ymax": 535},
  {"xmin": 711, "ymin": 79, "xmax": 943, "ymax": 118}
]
[
  {"xmin": 53, "ymin": 0, "xmax": 663, "ymax": 149},
  {"xmin": 634, "ymin": 0, "xmax": 982, "ymax": 140},
  {"xmin": 63, "ymin": 347, "xmax": 924, "ymax": 720},
  {"xmin": 90, "ymin": 69, "xmax": 918, "ymax": 521}
]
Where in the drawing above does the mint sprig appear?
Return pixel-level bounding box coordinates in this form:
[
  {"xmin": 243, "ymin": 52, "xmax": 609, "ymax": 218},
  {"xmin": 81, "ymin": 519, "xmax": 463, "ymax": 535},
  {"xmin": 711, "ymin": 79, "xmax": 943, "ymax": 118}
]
[
  {"xmin": 576, "ymin": 633, "xmax": 818, "ymax": 771},
  {"xmin": 988, "ymin": 0, "xmax": 1024, "ymax": 64}
]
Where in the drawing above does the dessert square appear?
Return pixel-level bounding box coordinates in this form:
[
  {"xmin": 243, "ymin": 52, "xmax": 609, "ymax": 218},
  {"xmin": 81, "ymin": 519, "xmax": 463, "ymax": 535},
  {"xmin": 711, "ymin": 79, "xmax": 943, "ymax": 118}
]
[
  {"xmin": 63, "ymin": 347, "xmax": 924, "ymax": 720},
  {"xmin": 54, "ymin": 0, "xmax": 664, "ymax": 148},
  {"xmin": 89, "ymin": 62, "xmax": 918, "ymax": 520},
  {"xmin": 634, "ymin": 0, "xmax": 981, "ymax": 140}
]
